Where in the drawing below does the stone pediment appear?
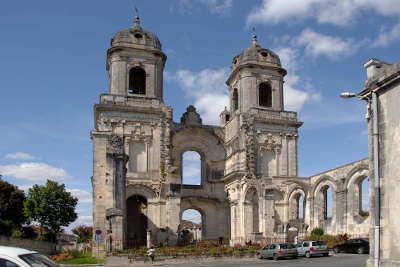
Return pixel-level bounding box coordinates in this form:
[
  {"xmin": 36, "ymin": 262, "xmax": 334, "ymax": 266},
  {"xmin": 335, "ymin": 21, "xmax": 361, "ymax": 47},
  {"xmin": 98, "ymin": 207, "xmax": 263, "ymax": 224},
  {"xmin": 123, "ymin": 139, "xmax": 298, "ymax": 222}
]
[{"xmin": 180, "ymin": 105, "xmax": 202, "ymax": 126}]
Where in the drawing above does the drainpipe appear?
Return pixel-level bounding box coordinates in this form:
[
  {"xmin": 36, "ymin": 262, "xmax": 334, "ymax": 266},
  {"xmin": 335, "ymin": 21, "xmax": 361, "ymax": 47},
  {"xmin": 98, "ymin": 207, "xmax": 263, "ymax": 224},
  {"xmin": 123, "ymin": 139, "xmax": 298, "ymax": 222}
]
[
  {"xmin": 340, "ymin": 91, "xmax": 381, "ymax": 266},
  {"xmin": 372, "ymin": 92, "xmax": 380, "ymax": 267}
]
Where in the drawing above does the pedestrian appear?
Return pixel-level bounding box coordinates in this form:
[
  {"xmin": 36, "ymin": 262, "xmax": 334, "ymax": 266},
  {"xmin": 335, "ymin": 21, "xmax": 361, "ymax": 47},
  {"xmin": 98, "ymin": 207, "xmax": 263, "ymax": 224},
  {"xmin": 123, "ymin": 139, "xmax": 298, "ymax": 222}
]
[{"xmin": 147, "ymin": 246, "xmax": 155, "ymax": 266}]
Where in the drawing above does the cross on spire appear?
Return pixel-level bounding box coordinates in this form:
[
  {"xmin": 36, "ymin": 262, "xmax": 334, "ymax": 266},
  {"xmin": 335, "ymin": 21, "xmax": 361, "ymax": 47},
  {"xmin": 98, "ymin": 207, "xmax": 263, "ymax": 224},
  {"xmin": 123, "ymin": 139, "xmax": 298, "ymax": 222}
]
[{"xmin": 252, "ymin": 27, "xmax": 258, "ymax": 46}]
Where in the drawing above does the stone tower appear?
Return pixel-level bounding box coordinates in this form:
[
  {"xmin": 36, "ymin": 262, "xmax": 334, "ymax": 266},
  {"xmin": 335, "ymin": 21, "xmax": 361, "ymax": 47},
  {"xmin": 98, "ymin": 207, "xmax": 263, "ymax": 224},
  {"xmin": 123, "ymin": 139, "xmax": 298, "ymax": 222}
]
[
  {"xmin": 223, "ymin": 35, "xmax": 303, "ymax": 243},
  {"xmin": 91, "ymin": 16, "xmax": 173, "ymax": 256},
  {"xmin": 223, "ymin": 34, "xmax": 302, "ymax": 179}
]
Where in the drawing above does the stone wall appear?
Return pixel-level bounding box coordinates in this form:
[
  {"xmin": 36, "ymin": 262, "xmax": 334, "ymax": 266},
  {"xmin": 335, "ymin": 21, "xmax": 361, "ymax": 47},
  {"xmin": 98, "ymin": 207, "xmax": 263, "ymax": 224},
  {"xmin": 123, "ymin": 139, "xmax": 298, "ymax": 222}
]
[{"xmin": 0, "ymin": 236, "xmax": 56, "ymax": 255}]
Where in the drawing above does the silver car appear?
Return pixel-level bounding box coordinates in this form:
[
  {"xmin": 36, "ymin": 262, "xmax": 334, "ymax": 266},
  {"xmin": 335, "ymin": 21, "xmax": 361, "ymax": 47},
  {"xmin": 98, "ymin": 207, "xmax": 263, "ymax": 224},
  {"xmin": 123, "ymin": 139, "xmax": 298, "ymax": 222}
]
[
  {"xmin": 257, "ymin": 243, "xmax": 298, "ymax": 260},
  {"xmin": 296, "ymin": 240, "xmax": 329, "ymax": 258}
]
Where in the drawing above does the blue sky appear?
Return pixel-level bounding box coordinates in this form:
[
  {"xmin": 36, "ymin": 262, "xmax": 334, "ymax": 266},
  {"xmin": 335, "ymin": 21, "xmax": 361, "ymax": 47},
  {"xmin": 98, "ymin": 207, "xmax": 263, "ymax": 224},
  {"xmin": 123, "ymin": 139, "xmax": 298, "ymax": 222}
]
[{"xmin": 0, "ymin": 0, "xmax": 395, "ymax": 229}]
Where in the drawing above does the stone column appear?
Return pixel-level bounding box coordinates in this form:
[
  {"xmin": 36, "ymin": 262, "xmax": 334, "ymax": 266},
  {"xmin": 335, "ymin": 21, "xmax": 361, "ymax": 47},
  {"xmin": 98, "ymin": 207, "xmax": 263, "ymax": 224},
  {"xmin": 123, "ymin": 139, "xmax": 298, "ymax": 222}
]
[
  {"xmin": 280, "ymin": 134, "xmax": 288, "ymax": 176},
  {"xmin": 230, "ymin": 202, "xmax": 238, "ymax": 242},
  {"xmin": 288, "ymin": 135, "xmax": 296, "ymax": 176},
  {"xmin": 106, "ymin": 135, "xmax": 129, "ymax": 251},
  {"xmin": 166, "ymin": 196, "xmax": 181, "ymax": 246},
  {"xmin": 110, "ymin": 59, "xmax": 127, "ymax": 95},
  {"xmin": 264, "ymin": 190, "xmax": 275, "ymax": 237},
  {"xmin": 146, "ymin": 231, "xmax": 151, "ymax": 248}
]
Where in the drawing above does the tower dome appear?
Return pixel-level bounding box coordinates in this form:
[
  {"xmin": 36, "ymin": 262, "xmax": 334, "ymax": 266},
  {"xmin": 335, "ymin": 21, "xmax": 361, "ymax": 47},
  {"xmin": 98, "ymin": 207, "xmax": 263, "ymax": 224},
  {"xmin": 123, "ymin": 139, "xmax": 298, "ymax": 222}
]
[
  {"xmin": 231, "ymin": 35, "xmax": 286, "ymax": 76},
  {"xmin": 110, "ymin": 16, "xmax": 162, "ymax": 51},
  {"xmin": 106, "ymin": 16, "xmax": 166, "ymax": 100}
]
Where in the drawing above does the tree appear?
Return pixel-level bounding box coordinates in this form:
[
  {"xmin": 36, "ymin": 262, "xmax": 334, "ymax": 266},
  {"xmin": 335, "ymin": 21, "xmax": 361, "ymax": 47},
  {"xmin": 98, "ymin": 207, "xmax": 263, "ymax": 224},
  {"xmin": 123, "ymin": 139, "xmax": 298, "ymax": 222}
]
[
  {"xmin": 72, "ymin": 225, "xmax": 93, "ymax": 243},
  {"xmin": 24, "ymin": 180, "xmax": 78, "ymax": 241},
  {"xmin": 0, "ymin": 177, "xmax": 26, "ymax": 236}
]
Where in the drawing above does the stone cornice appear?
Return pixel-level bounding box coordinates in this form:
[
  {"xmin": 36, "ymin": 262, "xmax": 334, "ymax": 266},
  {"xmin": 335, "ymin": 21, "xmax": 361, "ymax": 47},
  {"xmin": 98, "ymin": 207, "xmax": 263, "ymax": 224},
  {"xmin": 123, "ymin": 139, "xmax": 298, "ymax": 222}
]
[{"xmin": 226, "ymin": 62, "xmax": 287, "ymax": 85}]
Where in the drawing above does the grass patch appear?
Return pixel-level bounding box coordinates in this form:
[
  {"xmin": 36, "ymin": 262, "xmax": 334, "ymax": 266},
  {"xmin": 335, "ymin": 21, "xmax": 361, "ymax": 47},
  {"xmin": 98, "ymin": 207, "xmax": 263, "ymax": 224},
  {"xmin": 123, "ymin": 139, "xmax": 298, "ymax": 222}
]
[{"xmin": 53, "ymin": 250, "xmax": 104, "ymax": 265}]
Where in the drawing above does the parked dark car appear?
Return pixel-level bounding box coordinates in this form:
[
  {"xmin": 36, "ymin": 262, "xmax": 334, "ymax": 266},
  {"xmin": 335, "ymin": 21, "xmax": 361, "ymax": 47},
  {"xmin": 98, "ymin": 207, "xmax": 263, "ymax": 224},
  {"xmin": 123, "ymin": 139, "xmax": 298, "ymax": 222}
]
[{"xmin": 333, "ymin": 238, "xmax": 369, "ymax": 254}]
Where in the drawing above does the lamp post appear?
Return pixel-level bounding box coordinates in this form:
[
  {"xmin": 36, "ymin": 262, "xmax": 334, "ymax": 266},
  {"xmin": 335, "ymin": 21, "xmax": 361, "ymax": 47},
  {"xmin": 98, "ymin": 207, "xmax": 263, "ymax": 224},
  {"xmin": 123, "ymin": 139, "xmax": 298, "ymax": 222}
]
[{"xmin": 340, "ymin": 91, "xmax": 380, "ymax": 267}]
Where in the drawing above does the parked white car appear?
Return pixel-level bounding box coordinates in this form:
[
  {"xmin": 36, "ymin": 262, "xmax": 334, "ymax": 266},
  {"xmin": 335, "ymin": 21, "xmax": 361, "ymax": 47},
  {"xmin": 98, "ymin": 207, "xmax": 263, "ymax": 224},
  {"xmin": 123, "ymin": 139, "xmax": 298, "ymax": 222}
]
[{"xmin": 0, "ymin": 246, "xmax": 59, "ymax": 267}]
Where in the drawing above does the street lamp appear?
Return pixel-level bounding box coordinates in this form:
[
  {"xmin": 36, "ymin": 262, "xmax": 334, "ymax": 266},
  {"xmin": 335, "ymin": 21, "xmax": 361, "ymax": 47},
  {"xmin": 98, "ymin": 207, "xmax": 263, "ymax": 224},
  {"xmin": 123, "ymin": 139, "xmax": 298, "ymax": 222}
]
[
  {"xmin": 339, "ymin": 92, "xmax": 357, "ymax": 98},
  {"xmin": 340, "ymin": 90, "xmax": 380, "ymax": 267}
]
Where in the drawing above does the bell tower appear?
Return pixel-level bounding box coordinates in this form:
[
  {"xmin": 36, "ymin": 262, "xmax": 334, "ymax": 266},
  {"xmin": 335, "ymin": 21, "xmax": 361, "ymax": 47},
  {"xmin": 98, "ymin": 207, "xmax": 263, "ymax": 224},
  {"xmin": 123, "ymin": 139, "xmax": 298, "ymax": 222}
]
[
  {"xmin": 106, "ymin": 16, "xmax": 167, "ymax": 100},
  {"xmin": 222, "ymin": 35, "xmax": 302, "ymax": 179},
  {"xmin": 92, "ymin": 15, "xmax": 173, "ymax": 256},
  {"xmin": 226, "ymin": 34, "xmax": 287, "ymax": 115}
]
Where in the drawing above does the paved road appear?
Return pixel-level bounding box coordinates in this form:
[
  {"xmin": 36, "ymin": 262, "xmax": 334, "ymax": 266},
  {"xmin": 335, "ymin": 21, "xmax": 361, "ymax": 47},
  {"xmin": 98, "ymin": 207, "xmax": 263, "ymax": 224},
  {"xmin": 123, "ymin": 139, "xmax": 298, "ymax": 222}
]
[{"xmin": 126, "ymin": 254, "xmax": 368, "ymax": 267}]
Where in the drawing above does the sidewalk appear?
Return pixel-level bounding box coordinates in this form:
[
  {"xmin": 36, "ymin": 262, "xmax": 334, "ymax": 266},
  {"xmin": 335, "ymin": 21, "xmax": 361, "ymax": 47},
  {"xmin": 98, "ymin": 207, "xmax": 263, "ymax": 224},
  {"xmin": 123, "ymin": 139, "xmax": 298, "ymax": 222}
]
[{"xmin": 106, "ymin": 255, "xmax": 257, "ymax": 266}]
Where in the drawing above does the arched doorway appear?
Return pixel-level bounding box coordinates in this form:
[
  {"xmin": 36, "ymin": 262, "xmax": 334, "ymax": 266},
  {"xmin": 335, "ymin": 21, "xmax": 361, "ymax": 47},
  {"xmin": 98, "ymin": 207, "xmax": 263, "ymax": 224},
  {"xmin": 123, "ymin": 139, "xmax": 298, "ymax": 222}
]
[
  {"xmin": 126, "ymin": 195, "xmax": 148, "ymax": 248},
  {"xmin": 179, "ymin": 209, "xmax": 203, "ymax": 244}
]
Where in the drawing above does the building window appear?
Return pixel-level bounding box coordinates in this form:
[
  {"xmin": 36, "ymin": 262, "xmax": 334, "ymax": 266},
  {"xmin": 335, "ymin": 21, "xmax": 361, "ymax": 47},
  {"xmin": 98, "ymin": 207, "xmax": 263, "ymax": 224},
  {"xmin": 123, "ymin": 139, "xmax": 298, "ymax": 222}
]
[
  {"xmin": 323, "ymin": 186, "xmax": 333, "ymax": 220},
  {"xmin": 129, "ymin": 67, "xmax": 146, "ymax": 95},
  {"xmin": 233, "ymin": 88, "xmax": 238, "ymax": 111},
  {"xmin": 182, "ymin": 151, "xmax": 201, "ymax": 185},
  {"xmin": 259, "ymin": 82, "xmax": 272, "ymax": 107}
]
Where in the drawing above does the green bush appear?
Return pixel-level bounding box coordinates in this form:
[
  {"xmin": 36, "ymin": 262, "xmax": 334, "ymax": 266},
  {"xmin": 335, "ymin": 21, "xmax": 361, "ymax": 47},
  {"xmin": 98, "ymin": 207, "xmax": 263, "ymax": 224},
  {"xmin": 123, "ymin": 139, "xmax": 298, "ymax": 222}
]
[
  {"xmin": 360, "ymin": 210, "xmax": 369, "ymax": 217},
  {"xmin": 68, "ymin": 249, "xmax": 83, "ymax": 259},
  {"xmin": 11, "ymin": 229, "xmax": 23, "ymax": 238},
  {"xmin": 310, "ymin": 227, "xmax": 324, "ymax": 237}
]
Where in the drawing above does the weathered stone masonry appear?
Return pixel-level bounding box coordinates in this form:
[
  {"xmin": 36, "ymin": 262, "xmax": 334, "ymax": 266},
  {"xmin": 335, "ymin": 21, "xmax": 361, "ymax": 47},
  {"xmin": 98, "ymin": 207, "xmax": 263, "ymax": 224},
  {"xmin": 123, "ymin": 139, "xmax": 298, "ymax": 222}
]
[{"xmin": 91, "ymin": 17, "xmax": 370, "ymax": 256}]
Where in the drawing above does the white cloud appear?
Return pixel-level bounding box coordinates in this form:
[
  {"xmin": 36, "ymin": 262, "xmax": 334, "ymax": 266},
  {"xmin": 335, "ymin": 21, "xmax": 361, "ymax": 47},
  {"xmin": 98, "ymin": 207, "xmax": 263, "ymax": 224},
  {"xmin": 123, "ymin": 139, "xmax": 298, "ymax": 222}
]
[
  {"xmin": 67, "ymin": 216, "xmax": 93, "ymax": 232},
  {"xmin": 373, "ymin": 23, "xmax": 400, "ymax": 47},
  {"xmin": 275, "ymin": 47, "xmax": 321, "ymax": 111},
  {"xmin": 182, "ymin": 209, "xmax": 202, "ymax": 223},
  {"xmin": 4, "ymin": 152, "xmax": 37, "ymax": 161},
  {"xmin": 172, "ymin": 0, "xmax": 232, "ymax": 15},
  {"xmin": 200, "ymin": 0, "xmax": 232, "ymax": 14},
  {"xmin": 0, "ymin": 162, "xmax": 71, "ymax": 182},
  {"xmin": 67, "ymin": 189, "xmax": 92, "ymax": 204},
  {"xmin": 183, "ymin": 151, "xmax": 201, "ymax": 161},
  {"xmin": 17, "ymin": 184, "xmax": 33, "ymax": 192},
  {"xmin": 170, "ymin": 68, "xmax": 230, "ymax": 125},
  {"xmin": 295, "ymin": 29, "xmax": 355, "ymax": 59},
  {"xmin": 183, "ymin": 165, "xmax": 201, "ymax": 178},
  {"xmin": 247, "ymin": 0, "xmax": 320, "ymax": 26},
  {"xmin": 246, "ymin": 0, "xmax": 400, "ymax": 27}
]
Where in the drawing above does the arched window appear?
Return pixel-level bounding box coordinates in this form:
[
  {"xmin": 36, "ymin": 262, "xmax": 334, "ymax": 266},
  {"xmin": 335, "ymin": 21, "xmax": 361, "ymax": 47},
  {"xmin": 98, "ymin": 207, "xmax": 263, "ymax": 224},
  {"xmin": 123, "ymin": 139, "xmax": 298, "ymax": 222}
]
[
  {"xmin": 182, "ymin": 151, "xmax": 201, "ymax": 185},
  {"xmin": 259, "ymin": 82, "xmax": 272, "ymax": 107},
  {"xmin": 129, "ymin": 67, "xmax": 146, "ymax": 95},
  {"xmin": 324, "ymin": 187, "xmax": 333, "ymax": 220},
  {"xmin": 289, "ymin": 191, "xmax": 305, "ymax": 220},
  {"xmin": 360, "ymin": 177, "xmax": 370, "ymax": 216},
  {"xmin": 180, "ymin": 209, "xmax": 202, "ymax": 241},
  {"xmin": 232, "ymin": 88, "xmax": 238, "ymax": 111}
]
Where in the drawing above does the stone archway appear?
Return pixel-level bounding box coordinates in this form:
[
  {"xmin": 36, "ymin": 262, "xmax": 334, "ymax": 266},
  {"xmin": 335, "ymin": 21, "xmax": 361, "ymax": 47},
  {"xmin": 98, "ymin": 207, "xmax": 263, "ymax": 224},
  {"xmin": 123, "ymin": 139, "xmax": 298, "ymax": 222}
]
[
  {"xmin": 312, "ymin": 178, "xmax": 337, "ymax": 233},
  {"xmin": 126, "ymin": 195, "xmax": 148, "ymax": 248}
]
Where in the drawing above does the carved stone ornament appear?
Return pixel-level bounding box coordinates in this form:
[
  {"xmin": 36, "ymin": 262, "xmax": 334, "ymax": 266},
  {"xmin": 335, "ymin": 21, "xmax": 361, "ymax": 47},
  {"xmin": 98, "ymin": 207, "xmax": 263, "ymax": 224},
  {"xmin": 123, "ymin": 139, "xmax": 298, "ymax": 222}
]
[
  {"xmin": 246, "ymin": 135, "xmax": 256, "ymax": 177},
  {"xmin": 97, "ymin": 114, "xmax": 112, "ymax": 131},
  {"xmin": 107, "ymin": 135, "xmax": 124, "ymax": 155},
  {"xmin": 180, "ymin": 105, "xmax": 202, "ymax": 126},
  {"xmin": 153, "ymin": 161, "xmax": 167, "ymax": 198},
  {"xmin": 259, "ymin": 134, "xmax": 282, "ymax": 152}
]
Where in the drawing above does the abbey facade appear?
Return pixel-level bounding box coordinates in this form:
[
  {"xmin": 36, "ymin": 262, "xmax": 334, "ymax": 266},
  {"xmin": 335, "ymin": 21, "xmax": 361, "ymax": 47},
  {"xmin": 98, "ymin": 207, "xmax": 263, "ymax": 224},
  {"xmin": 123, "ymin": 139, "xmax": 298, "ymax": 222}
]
[{"xmin": 91, "ymin": 17, "xmax": 370, "ymax": 256}]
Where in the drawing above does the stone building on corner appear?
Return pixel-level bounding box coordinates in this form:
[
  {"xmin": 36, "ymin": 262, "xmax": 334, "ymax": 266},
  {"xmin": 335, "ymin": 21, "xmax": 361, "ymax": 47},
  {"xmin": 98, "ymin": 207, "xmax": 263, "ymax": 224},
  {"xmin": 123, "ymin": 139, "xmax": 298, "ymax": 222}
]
[
  {"xmin": 360, "ymin": 59, "xmax": 400, "ymax": 267},
  {"xmin": 91, "ymin": 16, "xmax": 370, "ymax": 256}
]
